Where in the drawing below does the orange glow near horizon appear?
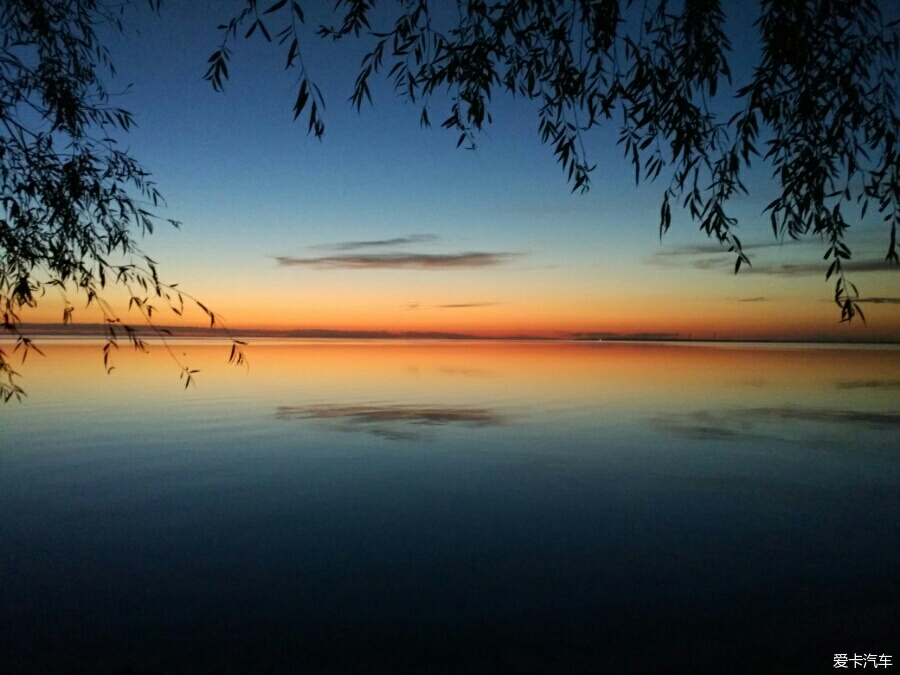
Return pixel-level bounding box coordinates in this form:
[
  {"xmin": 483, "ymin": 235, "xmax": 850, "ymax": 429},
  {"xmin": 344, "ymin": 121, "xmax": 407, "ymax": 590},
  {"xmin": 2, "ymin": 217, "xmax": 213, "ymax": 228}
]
[{"xmin": 13, "ymin": 279, "xmax": 900, "ymax": 342}]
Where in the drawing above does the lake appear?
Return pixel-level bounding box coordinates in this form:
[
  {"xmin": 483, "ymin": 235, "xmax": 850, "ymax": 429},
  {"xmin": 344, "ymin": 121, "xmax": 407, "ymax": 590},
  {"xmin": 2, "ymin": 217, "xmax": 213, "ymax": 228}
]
[{"xmin": 1, "ymin": 339, "xmax": 898, "ymax": 673}]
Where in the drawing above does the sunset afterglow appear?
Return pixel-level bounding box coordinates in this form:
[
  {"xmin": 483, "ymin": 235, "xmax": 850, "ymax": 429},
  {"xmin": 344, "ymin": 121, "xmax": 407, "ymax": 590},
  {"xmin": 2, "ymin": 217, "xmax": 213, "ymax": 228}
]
[{"xmin": 14, "ymin": 1, "xmax": 899, "ymax": 343}]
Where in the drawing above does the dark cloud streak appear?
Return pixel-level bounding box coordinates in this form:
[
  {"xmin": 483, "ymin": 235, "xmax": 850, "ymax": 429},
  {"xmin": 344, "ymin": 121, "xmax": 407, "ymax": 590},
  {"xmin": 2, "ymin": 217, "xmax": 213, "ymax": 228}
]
[
  {"xmin": 745, "ymin": 260, "xmax": 900, "ymax": 276},
  {"xmin": 652, "ymin": 240, "xmax": 808, "ymax": 259},
  {"xmin": 646, "ymin": 241, "xmax": 898, "ymax": 277},
  {"xmin": 275, "ymin": 252, "xmax": 516, "ymax": 270}
]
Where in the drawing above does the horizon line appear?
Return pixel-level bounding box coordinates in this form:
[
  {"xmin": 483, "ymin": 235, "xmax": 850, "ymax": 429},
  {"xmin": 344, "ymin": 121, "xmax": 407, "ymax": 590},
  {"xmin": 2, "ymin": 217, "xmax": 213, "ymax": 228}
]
[{"xmin": 4, "ymin": 323, "xmax": 899, "ymax": 345}]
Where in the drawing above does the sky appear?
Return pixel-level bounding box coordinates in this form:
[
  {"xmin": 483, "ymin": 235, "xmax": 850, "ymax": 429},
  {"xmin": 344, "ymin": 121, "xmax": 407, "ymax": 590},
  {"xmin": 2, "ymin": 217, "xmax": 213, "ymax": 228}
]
[{"xmin": 22, "ymin": 1, "xmax": 900, "ymax": 341}]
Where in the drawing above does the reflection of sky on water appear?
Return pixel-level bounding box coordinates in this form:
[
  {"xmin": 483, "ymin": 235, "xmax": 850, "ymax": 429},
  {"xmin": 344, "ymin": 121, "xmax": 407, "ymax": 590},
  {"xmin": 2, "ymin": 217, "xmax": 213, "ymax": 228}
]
[
  {"xmin": 652, "ymin": 406, "xmax": 900, "ymax": 444},
  {"xmin": 1, "ymin": 340, "xmax": 899, "ymax": 672},
  {"xmin": 835, "ymin": 379, "xmax": 900, "ymax": 390},
  {"xmin": 275, "ymin": 403, "xmax": 511, "ymax": 441}
]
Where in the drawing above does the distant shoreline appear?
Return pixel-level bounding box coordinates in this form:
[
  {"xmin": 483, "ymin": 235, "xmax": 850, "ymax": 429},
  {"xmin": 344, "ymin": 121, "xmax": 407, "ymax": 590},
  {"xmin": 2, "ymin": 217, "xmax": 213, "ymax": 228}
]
[{"xmin": 3, "ymin": 323, "xmax": 899, "ymax": 345}]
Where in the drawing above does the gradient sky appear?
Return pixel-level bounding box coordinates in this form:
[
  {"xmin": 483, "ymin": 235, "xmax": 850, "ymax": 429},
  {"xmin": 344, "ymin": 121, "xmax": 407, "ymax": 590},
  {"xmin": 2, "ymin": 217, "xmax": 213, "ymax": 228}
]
[{"xmin": 22, "ymin": 1, "xmax": 900, "ymax": 340}]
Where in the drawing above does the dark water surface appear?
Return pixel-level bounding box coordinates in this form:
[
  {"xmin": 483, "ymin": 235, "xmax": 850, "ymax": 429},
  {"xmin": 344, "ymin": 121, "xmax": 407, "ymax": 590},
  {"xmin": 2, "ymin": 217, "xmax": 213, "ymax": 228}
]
[{"xmin": 2, "ymin": 340, "xmax": 898, "ymax": 673}]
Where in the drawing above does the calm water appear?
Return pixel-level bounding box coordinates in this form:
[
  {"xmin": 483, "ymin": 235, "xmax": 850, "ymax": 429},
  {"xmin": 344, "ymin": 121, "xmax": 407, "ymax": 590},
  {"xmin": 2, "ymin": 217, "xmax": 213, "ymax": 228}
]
[{"xmin": 2, "ymin": 340, "xmax": 898, "ymax": 673}]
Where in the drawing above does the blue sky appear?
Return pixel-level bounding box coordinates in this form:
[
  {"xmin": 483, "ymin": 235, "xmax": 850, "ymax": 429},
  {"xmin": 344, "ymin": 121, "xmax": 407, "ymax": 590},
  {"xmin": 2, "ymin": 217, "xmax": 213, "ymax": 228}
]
[{"xmin": 27, "ymin": 0, "xmax": 897, "ymax": 340}]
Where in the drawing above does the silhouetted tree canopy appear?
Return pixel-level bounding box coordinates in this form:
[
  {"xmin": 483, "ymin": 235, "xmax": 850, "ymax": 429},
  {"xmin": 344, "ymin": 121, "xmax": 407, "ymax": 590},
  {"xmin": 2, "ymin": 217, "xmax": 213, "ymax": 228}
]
[
  {"xmin": 209, "ymin": 0, "xmax": 898, "ymax": 290},
  {"xmin": 0, "ymin": 0, "xmax": 246, "ymax": 400},
  {"xmin": 1, "ymin": 0, "xmax": 898, "ymax": 399}
]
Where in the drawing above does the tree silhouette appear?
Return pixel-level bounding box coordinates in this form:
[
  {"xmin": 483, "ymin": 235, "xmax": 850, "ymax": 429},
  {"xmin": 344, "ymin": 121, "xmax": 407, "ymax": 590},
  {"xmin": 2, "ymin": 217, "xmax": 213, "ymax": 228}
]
[
  {"xmin": 0, "ymin": 0, "xmax": 248, "ymax": 401},
  {"xmin": 208, "ymin": 0, "xmax": 899, "ymax": 310},
  {"xmin": 2, "ymin": 0, "xmax": 898, "ymax": 399}
]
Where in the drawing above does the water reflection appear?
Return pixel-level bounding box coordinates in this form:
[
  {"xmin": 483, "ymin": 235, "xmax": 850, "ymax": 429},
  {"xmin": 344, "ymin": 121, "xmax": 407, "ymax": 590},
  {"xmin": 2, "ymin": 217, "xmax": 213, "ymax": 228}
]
[
  {"xmin": 275, "ymin": 403, "xmax": 510, "ymax": 440},
  {"xmin": 651, "ymin": 405, "xmax": 900, "ymax": 443},
  {"xmin": 836, "ymin": 378, "xmax": 900, "ymax": 390},
  {"xmin": 650, "ymin": 411, "xmax": 750, "ymax": 441},
  {"xmin": 2, "ymin": 339, "xmax": 899, "ymax": 673},
  {"xmin": 752, "ymin": 406, "xmax": 900, "ymax": 426}
]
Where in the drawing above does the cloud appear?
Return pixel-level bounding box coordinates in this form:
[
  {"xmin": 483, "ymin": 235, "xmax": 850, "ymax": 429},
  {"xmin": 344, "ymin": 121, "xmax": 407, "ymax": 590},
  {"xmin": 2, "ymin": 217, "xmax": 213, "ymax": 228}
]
[
  {"xmin": 744, "ymin": 259, "xmax": 900, "ymax": 276},
  {"xmin": 274, "ymin": 252, "xmax": 517, "ymax": 270},
  {"xmin": 653, "ymin": 244, "xmax": 735, "ymax": 258},
  {"xmin": 646, "ymin": 239, "xmax": 899, "ymax": 277},
  {"xmin": 275, "ymin": 403, "xmax": 510, "ymax": 441},
  {"xmin": 648, "ymin": 256, "xmax": 900, "ymax": 275},
  {"xmin": 650, "ymin": 239, "xmax": 808, "ymax": 261},
  {"xmin": 854, "ymin": 297, "xmax": 900, "ymax": 304},
  {"xmin": 436, "ymin": 302, "xmax": 499, "ymax": 309},
  {"xmin": 309, "ymin": 234, "xmax": 438, "ymax": 251},
  {"xmin": 691, "ymin": 257, "xmax": 731, "ymax": 270},
  {"xmin": 738, "ymin": 296, "xmax": 768, "ymax": 302}
]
